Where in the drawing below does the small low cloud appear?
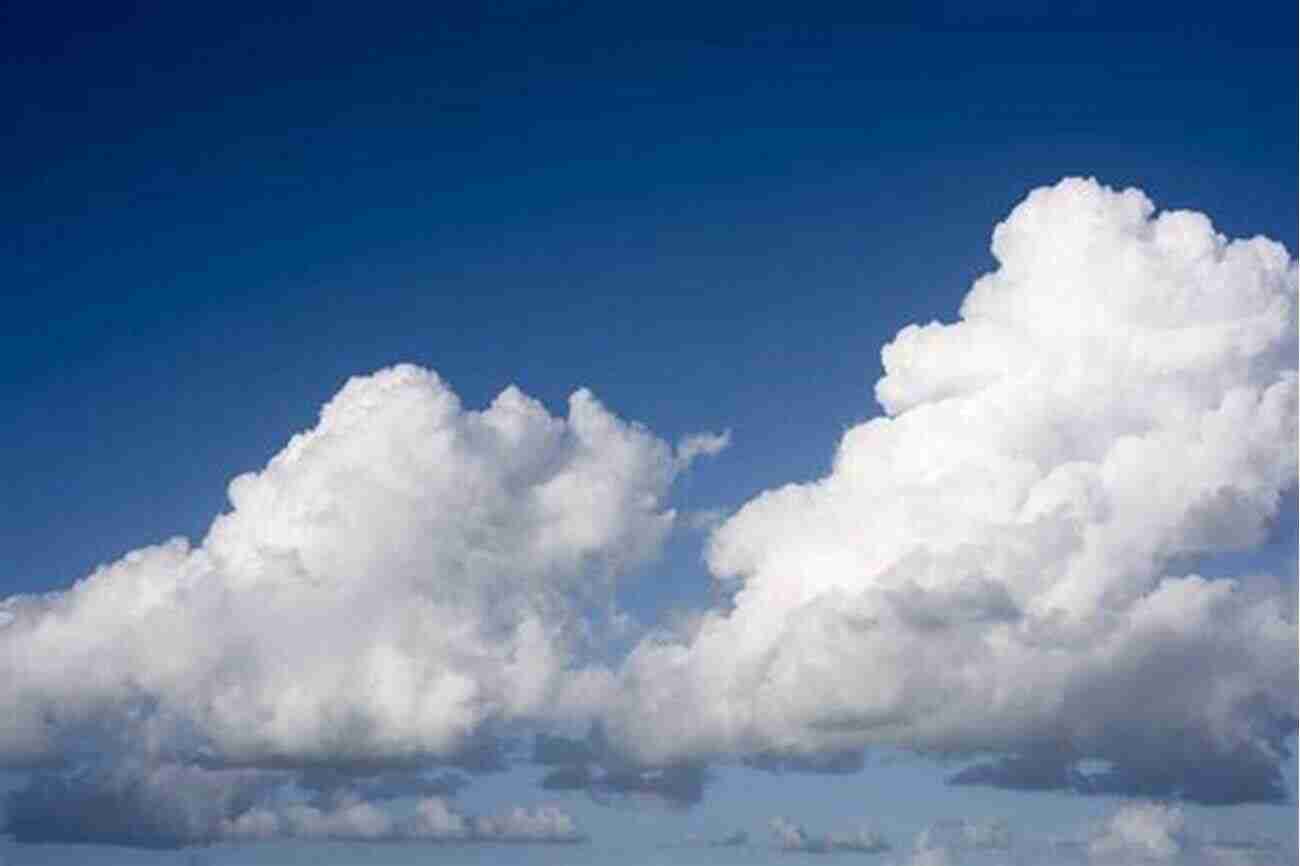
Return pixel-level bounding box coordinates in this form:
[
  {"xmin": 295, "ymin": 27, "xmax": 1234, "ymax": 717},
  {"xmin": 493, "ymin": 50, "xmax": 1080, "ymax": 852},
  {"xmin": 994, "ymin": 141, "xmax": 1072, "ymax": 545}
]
[
  {"xmin": 674, "ymin": 430, "xmax": 732, "ymax": 472},
  {"xmin": 770, "ymin": 816, "xmax": 891, "ymax": 854}
]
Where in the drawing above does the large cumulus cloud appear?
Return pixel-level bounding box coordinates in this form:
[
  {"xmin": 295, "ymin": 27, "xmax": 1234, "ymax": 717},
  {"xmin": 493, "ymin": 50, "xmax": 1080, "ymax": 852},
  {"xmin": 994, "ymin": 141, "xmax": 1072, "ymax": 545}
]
[
  {"xmin": 0, "ymin": 365, "xmax": 721, "ymax": 767},
  {"xmin": 607, "ymin": 178, "xmax": 1298, "ymax": 802}
]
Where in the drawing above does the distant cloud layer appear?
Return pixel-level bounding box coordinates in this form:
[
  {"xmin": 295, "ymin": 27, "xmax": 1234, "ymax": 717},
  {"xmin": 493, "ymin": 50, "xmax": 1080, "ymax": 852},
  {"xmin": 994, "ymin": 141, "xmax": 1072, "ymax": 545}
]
[{"xmin": 607, "ymin": 178, "xmax": 1298, "ymax": 802}]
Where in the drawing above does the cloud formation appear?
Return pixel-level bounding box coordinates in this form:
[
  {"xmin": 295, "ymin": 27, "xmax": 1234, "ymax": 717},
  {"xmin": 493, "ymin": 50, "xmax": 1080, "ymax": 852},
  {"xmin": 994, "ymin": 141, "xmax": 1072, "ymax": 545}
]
[
  {"xmin": 607, "ymin": 178, "xmax": 1298, "ymax": 802},
  {"xmin": 770, "ymin": 816, "xmax": 891, "ymax": 854},
  {"xmin": 4, "ymin": 761, "xmax": 585, "ymax": 847},
  {"xmin": 892, "ymin": 805, "xmax": 1286, "ymax": 866},
  {"xmin": 1077, "ymin": 802, "xmax": 1284, "ymax": 865},
  {"xmin": 0, "ymin": 366, "xmax": 722, "ymax": 768}
]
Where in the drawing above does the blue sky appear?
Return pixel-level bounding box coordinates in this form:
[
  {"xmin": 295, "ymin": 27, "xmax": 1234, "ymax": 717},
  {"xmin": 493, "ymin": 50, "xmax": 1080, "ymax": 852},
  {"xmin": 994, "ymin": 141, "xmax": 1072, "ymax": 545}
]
[{"xmin": 2, "ymin": 3, "xmax": 1297, "ymax": 864}]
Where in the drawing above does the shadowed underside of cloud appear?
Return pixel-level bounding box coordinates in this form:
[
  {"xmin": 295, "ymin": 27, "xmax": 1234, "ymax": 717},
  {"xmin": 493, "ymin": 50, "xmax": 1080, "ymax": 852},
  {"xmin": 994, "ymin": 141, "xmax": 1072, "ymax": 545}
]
[
  {"xmin": 531, "ymin": 729, "xmax": 710, "ymax": 807},
  {"xmin": 949, "ymin": 745, "xmax": 1294, "ymax": 805},
  {"xmin": 606, "ymin": 178, "xmax": 1298, "ymax": 805},
  {"xmin": 746, "ymin": 748, "xmax": 866, "ymax": 775},
  {"xmin": 3, "ymin": 762, "xmax": 586, "ymax": 848}
]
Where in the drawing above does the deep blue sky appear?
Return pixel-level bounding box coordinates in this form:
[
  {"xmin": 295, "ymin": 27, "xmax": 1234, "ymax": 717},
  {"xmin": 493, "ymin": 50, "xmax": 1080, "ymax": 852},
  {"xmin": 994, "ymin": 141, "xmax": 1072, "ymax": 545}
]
[
  {"xmin": 6, "ymin": 4, "xmax": 1295, "ymax": 600},
  {"xmin": 2, "ymin": 4, "xmax": 1297, "ymax": 862}
]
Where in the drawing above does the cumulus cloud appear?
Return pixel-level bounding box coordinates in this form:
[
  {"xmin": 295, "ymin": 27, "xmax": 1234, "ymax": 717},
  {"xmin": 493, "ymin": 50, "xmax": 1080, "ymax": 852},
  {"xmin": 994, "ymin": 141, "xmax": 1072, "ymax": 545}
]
[
  {"xmin": 0, "ymin": 366, "xmax": 722, "ymax": 769},
  {"xmin": 606, "ymin": 178, "xmax": 1298, "ymax": 803},
  {"xmin": 1077, "ymin": 801, "xmax": 1284, "ymax": 865},
  {"xmin": 770, "ymin": 816, "xmax": 891, "ymax": 854}
]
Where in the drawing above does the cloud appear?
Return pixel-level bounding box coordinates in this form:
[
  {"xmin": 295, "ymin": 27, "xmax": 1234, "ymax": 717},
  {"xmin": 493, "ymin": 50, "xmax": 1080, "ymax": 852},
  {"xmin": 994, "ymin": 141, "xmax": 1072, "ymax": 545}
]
[
  {"xmin": 668, "ymin": 828, "xmax": 749, "ymax": 848},
  {"xmin": 950, "ymin": 748, "xmax": 1293, "ymax": 805},
  {"xmin": 770, "ymin": 816, "xmax": 892, "ymax": 854},
  {"xmin": 229, "ymin": 795, "xmax": 585, "ymax": 843},
  {"xmin": 593, "ymin": 764, "xmax": 708, "ymax": 807},
  {"xmin": 1088, "ymin": 802, "xmax": 1186, "ymax": 862},
  {"xmin": 674, "ymin": 430, "xmax": 732, "ymax": 472},
  {"xmin": 916, "ymin": 818, "xmax": 1012, "ymax": 852},
  {"xmin": 532, "ymin": 732, "xmax": 596, "ymax": 766},
  {"xmin": 712, "ymin": 828, "xmax": 750, "ymax": 847},
  {"xmin": 4, "ymin": 760, "xmax": 585, "ymax": 847},
  {"xmin": 895, "ymin": 806, "xmax": 1287, "ymax": 866},
  {"xmin": 746, "ymin": 747, "xmax": 866, "ymax": 775},
  {"xmin": 1078, "ymin": 801, "xmax": 1284, "ymax": 865},
  {"xmin": 3, "ymin": 762, "xmax": 278, "ymax": 848},
  {"xmin": 470, "ymin": 805, "xmax": 586, "ymax": 843},
  {"xmin": 0, "ymin": 365, "xmax": 722, "ymax": 769},
  {"xmin": 294, "ymin": 766, "xmax": 469, "ymax": 804},
  {"xmin": 605, "ymin": 178, "xmax": 1298, "ymax": 803}
]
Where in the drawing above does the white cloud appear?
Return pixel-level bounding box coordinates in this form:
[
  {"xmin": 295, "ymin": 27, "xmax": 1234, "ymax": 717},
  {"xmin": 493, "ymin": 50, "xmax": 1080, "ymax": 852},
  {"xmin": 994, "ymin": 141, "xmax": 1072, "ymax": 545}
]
[
  {"xmin": 471, "ymin": 804, "xmax": 585, "ymax": 843},
  {"xmin": 607, "ymin": 178, "xmax": 1298, "ymax": 800},
  {"xmin": 1076, "ymin": 801, "xmax": 1285, "ymax": 866},
  {"xmin": 1089, "ymin": 802, "xmax": 1186, "ymax": 861},
  {"xmin": 0, "ymin": 365, "xmax": 721, "ymax": 766},
  {"xmin": 674, "ymin": 430, "xmax": 732, "ymax": 471},
  {"xmin": 226, "ymin": 795, "xmax": 584, "ymax": 843},
  {"xmin": 769, "ymin": 816, "xmax": 891, "ymax": 853}
]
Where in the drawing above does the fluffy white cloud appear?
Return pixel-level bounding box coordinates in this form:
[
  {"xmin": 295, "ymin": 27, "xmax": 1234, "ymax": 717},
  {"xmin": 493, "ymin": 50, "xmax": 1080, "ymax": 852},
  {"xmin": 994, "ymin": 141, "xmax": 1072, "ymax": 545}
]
[
  {"xmin": 1078, "ymin": 802, "xmax": 1284, "ymax": 866},
  {"xmin": 1088, "ymin": 802, "xmax": 1186, "ymax": 861},
  {"xmin": 607, "ymin": 178, "xmax": 1297, "ymax": 800},
  {"xmin": 470, "ymin": 804, "xmax": 585, "ymax": 843},
  {"xmin": 0, "ymin": 365, "xmax": 722, "ymax": 766}
]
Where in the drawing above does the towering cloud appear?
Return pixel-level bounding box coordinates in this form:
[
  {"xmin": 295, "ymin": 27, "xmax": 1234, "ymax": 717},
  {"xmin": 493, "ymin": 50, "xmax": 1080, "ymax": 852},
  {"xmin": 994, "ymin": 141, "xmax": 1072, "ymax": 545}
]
[
  {"xmin": 0, "ymin": 365, "xmax": 720, "ymax": 767},
  {"xmin": 608, "ymin": 178, "xmax": 1298, "ymax": 802}
]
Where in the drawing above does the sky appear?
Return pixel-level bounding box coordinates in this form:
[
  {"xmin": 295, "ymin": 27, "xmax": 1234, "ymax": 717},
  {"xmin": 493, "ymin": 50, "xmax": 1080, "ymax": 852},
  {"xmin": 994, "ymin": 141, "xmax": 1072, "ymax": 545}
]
[{"xmin": 2, "ymin": 3, "xmax": 1297, "ymax": 865}]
